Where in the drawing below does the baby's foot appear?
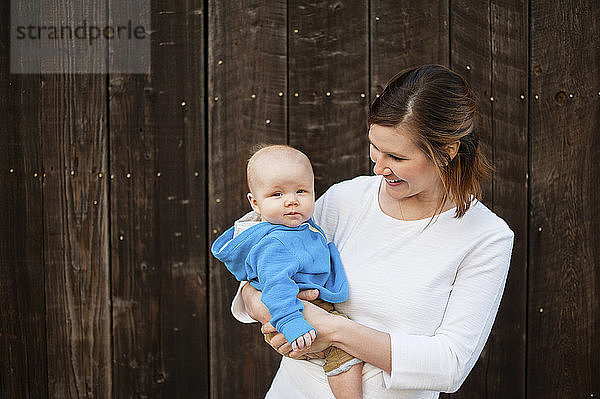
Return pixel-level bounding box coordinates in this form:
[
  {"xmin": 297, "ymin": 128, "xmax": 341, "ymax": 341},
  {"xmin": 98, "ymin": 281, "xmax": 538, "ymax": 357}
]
[{"xmin": 291, "ymin": 329, "xmax": 317, "ymax": 352}]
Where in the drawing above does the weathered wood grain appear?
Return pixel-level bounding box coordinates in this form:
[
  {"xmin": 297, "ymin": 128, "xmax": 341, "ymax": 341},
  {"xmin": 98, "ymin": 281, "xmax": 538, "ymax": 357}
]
[
  {"xmin": 447, "ymin": 3, "xmax": 489, "ymax": 398},
  {"xmin": 371, "ymin": 0, "xmax": 449, "ymax": 94},
  {"xmin": 485, "ymin": 1, "xmax": 528, "ymax": 398},
  {"xmin": 450, "ymin": 0, "xmax": 493, "ymax": 205},
  {"xmin": 443, "ymin": 1, "xmax": 528, "ymax": 399},
  {"xmin": 39, "ymin": 7, "xmax": 112, "ymax": 398},
  {"xmin": 0, "ymin": 1, "xmax": 48, "ymax": 397},
  {"xmin": 208, "ymin": 1, "xmax": 287, "ymax": 397},
  {"xmin": 288, "ymin": 0, "xmax": 370, "ymax": 195},
  {"xmin": 528, "ymin": 0, "xmax": 600, "ymax": 397},
  {"xmin": 447, "ymin": 4, "xmax": 493, "ymax": 395},
  {"xmin": 109, "ymin": 0, "xmax": 208, "ymax": 397}
]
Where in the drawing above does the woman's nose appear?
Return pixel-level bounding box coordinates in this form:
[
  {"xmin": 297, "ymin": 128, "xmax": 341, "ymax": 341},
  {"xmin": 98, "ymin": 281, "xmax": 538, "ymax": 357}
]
[{"xmin": 373, "ymin": 160, "xmax": 392, "ymax": 176}]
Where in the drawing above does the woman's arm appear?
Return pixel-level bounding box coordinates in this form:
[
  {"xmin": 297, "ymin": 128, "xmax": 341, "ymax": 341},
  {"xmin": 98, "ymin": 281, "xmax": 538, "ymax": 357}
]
[
  {"xmin": 258, "ymin": 229, "xmax": 514, "ymax": 393},
  {"xmin": 284, "ymin": 301, "xmax": 392, "ymax": 373},
  {"xmin": 247, "ymin": 283, "xmax": 392, "ymax": 372}
]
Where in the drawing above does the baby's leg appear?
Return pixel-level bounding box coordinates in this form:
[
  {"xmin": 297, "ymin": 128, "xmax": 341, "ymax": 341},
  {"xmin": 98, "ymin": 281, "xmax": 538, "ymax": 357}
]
[{"xmin": 327, "ymin": 362, "xmax": 363, "ymax": 399}]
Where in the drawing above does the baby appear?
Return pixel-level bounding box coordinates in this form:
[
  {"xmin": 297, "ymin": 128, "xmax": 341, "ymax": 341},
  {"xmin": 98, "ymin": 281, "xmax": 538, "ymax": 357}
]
[{"xmin": 211, "ymin": 145, "xmax": 363, "ymax": 398}]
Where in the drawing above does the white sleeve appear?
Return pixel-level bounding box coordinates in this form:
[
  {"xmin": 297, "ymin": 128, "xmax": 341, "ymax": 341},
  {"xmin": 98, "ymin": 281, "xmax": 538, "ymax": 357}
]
[
  {"xmin": 230, "ymin": 281, "xmax": 258, "ymax": 324},
  {"xmin": 312, "ymin": 185, "xmax": 339, "ymax": 242},
  {"xmin": 383, "ymin": 228, "xmax": 514, "ymax": 392}
]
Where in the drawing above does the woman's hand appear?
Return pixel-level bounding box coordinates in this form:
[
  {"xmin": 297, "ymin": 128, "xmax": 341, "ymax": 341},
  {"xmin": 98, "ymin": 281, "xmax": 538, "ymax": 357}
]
[
  {"xmin": 240, "ymin": 283, "xmax": 271, "ymax": 324},
  {"xmin": 240, "ymin": 282, "xmax": 320, "ymax": 328},
  {"xmin": 261, "ymin": 299, "xmax": 341, "ymax": 358}
]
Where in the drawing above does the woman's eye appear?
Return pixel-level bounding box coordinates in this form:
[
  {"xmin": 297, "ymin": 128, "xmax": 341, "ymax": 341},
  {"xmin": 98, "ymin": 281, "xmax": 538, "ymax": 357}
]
[{"xmin": 390, "ymin": 154, "xmax": 405, "ymax": 161}]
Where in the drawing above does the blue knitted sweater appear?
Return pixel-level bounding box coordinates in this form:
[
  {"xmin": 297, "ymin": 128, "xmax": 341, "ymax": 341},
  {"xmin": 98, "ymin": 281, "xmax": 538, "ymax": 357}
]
[{"xmin": 211, "ymin": 218, "xmax": 348, "ymax": 344}]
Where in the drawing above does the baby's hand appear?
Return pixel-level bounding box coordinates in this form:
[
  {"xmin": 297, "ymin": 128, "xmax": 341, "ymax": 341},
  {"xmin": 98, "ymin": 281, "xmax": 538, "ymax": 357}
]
[{"xmin": 291, "ymin": 329, "xmax": 317, "ymax": 352}]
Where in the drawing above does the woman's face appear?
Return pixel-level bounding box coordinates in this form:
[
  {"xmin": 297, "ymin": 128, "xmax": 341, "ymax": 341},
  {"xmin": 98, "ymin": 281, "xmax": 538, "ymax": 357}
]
[{"xmin": 368, "ymin": 123, "xmax": 443, "ymax": 206}]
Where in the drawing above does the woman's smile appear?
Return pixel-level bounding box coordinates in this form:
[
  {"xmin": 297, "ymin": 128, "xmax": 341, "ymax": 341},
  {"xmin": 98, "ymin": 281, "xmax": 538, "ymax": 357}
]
[{"xmin": 384, "ymin": 177, "xmax": 405, "ymax": 186}]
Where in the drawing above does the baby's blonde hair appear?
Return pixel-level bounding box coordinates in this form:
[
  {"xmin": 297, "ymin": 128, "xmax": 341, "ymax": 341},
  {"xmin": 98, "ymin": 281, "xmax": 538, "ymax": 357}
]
[{"xmin": 246, "ymin": 145, "xmax": 313, "ymax": 193}]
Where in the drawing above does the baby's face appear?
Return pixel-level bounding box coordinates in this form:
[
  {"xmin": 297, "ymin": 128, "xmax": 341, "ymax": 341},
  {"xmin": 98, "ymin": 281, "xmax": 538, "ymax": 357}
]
[{"xmin": 248, "ymin": 160, "xmax": 315, "ymax": 228}]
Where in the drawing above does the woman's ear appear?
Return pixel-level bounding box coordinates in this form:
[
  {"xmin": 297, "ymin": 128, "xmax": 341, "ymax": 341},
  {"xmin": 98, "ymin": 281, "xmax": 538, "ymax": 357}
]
[
  {"xmin": 446, "ymin": 141, "xmax": 460, "ymax": 161},
  {"xmin": 247, "ymin": 193, "xmax": 260, "ymax": 215}
]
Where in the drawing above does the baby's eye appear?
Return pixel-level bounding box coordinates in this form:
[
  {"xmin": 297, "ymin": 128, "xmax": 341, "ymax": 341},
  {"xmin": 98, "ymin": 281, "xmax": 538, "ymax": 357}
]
[
  {"xmin": 272, "ymin": 192, "xmax": 282, "ymax": 197},
  {"xmin": 297, "ymin": 189, "xmax": 306, "ymax": 194}
]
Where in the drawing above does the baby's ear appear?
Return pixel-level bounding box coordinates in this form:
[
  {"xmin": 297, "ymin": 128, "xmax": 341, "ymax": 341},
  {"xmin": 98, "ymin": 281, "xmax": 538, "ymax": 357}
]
[{"xmin": 247, "ymin": 193, "xmax": 260, "ymax": 214}]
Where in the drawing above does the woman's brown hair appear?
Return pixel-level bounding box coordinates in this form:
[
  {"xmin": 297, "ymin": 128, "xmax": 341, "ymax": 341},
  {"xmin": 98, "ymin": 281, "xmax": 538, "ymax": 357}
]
[{"xmin": 368, "ymin": 64, "xmax": 492, "ymax": 219}]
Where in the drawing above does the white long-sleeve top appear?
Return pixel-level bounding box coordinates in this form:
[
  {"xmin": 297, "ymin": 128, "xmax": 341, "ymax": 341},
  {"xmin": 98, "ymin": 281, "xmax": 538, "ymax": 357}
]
[{"xmin": 232, "ymin": 175, "xmax": 514, "ymax": 399}]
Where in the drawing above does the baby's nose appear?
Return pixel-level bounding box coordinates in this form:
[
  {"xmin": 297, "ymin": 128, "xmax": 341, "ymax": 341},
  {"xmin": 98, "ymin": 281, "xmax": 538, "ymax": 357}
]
[{"xmin": 285, "ymin": 196, "xmax": 299, "ymax": 206}]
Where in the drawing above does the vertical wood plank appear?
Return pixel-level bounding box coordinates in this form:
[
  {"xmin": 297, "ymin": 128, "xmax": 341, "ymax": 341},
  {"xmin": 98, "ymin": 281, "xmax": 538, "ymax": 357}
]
[
  {"xmin": 529, "ymin": 0, "xmax": 600, "ymax": 397},
  {"xmin": 450, "ymin": 1, "xmax": 493, "ymax": 204},
  {"xmin": 447, "ymin": 6, "xmax": 493, "ymax": 396},
  {"xmin": 485, "ymin": 1, "xmax": 527, "ymax": 398},
  {"xmin": 371, "ymin": 0, "xmax": 449, "ymax": 95},
  {"xmin": 288, "ymin": 0, "xmax": 370, "ymax": 195},
  {"xmin": 0, "ymin": 1, "xmax": 48, "ymax": 397},
  {"xmin": 110, "ymin": 0, "xmax": 208, "ymax": 397},
  {"xmin": 445, "ymin": 1, "xmax": 528, "ymax": 398},
  {"xmin": 40, "ymin": 7, "xmax": 112, "ymax": 398},
  {"xmin": 208, "ymin": 1, "xmax": 287, "ymax": 397}
]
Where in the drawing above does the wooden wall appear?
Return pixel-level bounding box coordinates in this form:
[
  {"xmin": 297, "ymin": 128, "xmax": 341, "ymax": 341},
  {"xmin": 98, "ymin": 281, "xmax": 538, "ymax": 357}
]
[{"xmin": 1, "ymin": 1, "xmax": 598, "ymax": 398}]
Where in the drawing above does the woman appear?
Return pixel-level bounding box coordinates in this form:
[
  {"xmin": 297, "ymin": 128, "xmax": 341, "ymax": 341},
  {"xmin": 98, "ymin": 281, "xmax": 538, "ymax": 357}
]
[{"xmin": 232, "ymin": 64, "xmax": 514, "ymax": 398}]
